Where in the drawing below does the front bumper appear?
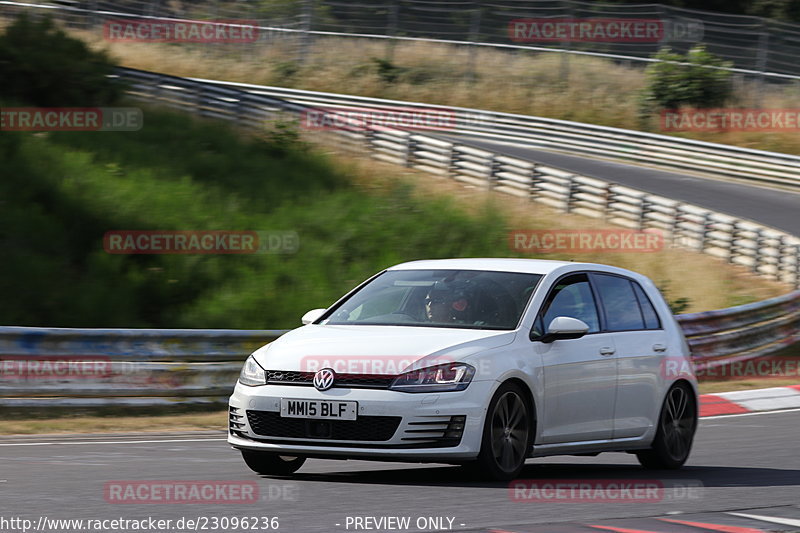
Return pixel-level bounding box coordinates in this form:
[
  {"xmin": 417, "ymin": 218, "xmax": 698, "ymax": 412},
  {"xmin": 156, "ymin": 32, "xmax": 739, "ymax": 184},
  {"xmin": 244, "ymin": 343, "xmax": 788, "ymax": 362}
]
[{"xmin": 227, "ymin": 380, "xmax": 496, "ymax": 461}]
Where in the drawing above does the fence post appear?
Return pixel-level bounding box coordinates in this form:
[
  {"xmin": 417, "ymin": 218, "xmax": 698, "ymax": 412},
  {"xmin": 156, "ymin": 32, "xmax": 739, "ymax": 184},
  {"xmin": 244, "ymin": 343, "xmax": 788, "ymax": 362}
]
[
  {"xmin": 88, "ymin": 0, "xmax": 98, "ymax": 29},
  {"xmin": 529, "ymin": 165, "xmax": 541, "ymax": 202},
  {"xmin": 753, "ymin": 228, "xmax": 764, "ymax": 274},
  {"xmin": 698, "ymin": 212, "xmax": 711, "ymax": 252},
  {"xmin": 559, "ymin": 0, "xmax": 573, "ymax": 83},
  {"xmin": 727, "ymin": 220, "xmax": 740, "ymax": 264},
  {"xmin": 564, "ymin": 175, "xmax": 576, "ymax": 213},
  {"xmin": 755, "ymin": 22, "xmax": 769, "ymax": 107},
  {"xmin": 795, "ymin": 244, "xmax": 800, "ymax": 289},
  {"xmin": 638, "ymin": 197, "xmax": 650, "ymax": 230},
  {"xmin": 297, "ymin": 0, "xmax": 314, "ymax": 64},
  {"xmin": 601, "ymin": 183, "xmax": 615, "ymax": 222},
  {"xmin": 446, "ymin": 144, "xmax": 456, "ymax": 179},
  {"xmin": 404, "ymin": 135, "xmax": 416, "ymax": 167},
  {"xmin": 487, "ymin": 154, "xmax": 499, "ymax": 190},
  {"xmin": 467, "ymin": 5, "xmax": 482, "ymax": 84},
  {"xmin": 386, "ymin": 2, "xmax": 399, "ymax": 63}
]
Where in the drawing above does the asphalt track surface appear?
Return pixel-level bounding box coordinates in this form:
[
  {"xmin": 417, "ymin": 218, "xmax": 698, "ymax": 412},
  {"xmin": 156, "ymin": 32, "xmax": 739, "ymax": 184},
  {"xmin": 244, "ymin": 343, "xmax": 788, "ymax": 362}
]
[
  {"xmin": 1, "ymin": 410, "xmax": 799, "ymax": 533},
  {"xmin": 440, "ymin": 134, "xmax": 800, "ymax": 236}
]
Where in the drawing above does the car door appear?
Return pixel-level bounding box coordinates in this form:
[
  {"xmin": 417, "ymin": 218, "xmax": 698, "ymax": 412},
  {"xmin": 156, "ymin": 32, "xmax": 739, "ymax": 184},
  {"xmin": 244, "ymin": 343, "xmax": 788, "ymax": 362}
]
[
  {"xmin": 590, "ymin": 273, "xmax": 663, "ymax": 439},
  {"xmin": 533, "ymin": 273, "xmax": 618, "ymax": 444}
]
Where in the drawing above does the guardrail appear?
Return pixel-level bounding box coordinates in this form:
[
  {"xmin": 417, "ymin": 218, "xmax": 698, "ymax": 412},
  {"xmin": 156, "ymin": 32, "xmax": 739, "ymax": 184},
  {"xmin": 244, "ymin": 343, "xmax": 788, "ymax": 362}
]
[
  {"xmin": 1, "ymin": 290, "xmax": 798, "ymax": 406},
  {"xmin": 193, "ymin": 77, "xmax": 800, "ymax": 193},
  {"xmin": 0, "ymin": 66, "xmax": 797, "ymax": 407},
  {"xmin": 0, "ymin": 328, "xmax": 284, "ymax": 406}
]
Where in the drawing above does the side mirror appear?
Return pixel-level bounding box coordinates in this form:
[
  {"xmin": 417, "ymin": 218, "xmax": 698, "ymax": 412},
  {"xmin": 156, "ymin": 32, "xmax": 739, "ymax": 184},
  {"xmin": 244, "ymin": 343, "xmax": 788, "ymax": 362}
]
[
  {"xmin": 301, "ymin": 308, "xmax": 326, "ymax": 325},
  {"xmin": 540, "ymin": 316, "xmax": 590, "ymax": 344}
]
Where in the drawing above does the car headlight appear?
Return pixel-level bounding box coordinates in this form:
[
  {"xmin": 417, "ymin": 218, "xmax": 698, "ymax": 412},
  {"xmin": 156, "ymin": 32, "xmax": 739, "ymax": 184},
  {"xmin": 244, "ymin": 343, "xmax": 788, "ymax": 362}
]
[
  {"xmin": 389, "ymin": 363, "xmax": 475, "ymax": 393},
  {"xmin": 239, "ymin": 355, "xmax": 266, "ymax": 386}
]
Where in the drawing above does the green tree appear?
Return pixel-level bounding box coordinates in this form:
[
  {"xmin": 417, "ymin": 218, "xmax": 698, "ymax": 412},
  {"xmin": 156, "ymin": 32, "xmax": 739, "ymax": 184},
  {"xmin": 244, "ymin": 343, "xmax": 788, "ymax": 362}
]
[
  {"xmin": 0, "ymin": 15, "xmax": 120, "ymax": 106},
  {"xmin": 641, "ymin": 45, "xmax": 733, "ymax": 113}
]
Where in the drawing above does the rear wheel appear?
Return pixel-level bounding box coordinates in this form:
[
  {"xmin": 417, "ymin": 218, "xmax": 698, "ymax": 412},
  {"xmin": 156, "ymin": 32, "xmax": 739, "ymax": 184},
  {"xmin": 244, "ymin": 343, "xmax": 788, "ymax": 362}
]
[
  {"xmin": 472, "ymin": 382, "xmax": 533, "ymax": 480},
  {"xmin": 240, "ymin": 451, "xmax": 306, "ymax": 476},
  {"xmin": 637, "ymin": 383, "xmax": 697, "ymax": 469}
]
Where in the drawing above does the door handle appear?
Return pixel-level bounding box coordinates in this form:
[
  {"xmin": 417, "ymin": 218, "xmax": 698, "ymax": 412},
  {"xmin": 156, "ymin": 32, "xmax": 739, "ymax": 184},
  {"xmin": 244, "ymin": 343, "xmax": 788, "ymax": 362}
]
[
  {"xmin": 599, "ymin": 347, "xmax": 615, "ymax": 356},
  {"xmin": 652, "ymin": 344, "xmax": 667, "ymax": 352}
]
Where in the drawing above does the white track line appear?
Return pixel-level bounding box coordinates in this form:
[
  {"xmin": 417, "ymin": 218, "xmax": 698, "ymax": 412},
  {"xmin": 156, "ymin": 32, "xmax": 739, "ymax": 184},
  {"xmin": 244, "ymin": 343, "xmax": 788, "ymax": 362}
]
[
  {"xmin": 728, "ymin": 512, "xmax": 800, "ymax": 528},
  {"xmin": 701, "ymin": 407, "xmax": 800, "ymax": 420}
]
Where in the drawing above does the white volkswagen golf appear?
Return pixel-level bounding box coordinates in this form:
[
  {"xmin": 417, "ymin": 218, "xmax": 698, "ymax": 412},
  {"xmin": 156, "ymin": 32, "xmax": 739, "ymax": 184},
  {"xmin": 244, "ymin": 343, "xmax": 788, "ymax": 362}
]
[{"xmin": 228, "ymin": 258, "xmax": 698, "ymax": 480}]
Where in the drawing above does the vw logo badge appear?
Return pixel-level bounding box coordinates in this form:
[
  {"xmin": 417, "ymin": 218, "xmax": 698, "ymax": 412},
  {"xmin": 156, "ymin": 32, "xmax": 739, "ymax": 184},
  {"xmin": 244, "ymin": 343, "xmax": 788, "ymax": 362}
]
[{"xmin": 313, "ymin": 368, "xmax": 336, "ymax": 391}]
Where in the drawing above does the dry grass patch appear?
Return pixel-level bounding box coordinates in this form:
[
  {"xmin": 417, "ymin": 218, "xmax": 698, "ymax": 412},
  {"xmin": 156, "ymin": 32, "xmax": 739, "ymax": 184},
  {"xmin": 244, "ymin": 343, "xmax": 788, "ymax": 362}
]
[
  {"xmin": 56, "ymin": 24, "xmax": 800, "ymax": 154},
  {"xmin": 0, "ymin": 411, "xmax": 227, "ymax": 435}
]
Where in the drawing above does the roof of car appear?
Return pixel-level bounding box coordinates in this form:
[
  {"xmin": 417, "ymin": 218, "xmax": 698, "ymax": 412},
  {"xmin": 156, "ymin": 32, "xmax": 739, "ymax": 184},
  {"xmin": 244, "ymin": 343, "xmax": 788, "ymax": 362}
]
[{"xmin": 387, "ymin": 258, "xmax": 612, "ymax": 275}]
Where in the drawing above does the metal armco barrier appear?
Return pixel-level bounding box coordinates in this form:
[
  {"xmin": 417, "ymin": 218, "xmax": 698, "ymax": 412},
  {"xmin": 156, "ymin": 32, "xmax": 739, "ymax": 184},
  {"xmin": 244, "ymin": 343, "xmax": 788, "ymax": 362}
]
[
  {"xmin": 677, "ymin": 290, "xmax": 800, "ymax": 370},
  {"xmin": 0, "ymin": 290, "xmax": 798, "ymax": 407},
  {"xmin": 195, "ymin": 78, "xmax": 800, "ymax": 193},
  {"xmin": 0, "ymin": 328, "xmax": 285, "ymax": 406}
]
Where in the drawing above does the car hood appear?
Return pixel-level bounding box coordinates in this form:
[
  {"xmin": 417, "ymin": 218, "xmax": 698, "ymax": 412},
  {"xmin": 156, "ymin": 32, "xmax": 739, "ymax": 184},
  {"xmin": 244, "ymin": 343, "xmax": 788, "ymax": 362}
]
[{"xmin": 252, "ymin": 325, "xmax": 516, "ymax": 374}]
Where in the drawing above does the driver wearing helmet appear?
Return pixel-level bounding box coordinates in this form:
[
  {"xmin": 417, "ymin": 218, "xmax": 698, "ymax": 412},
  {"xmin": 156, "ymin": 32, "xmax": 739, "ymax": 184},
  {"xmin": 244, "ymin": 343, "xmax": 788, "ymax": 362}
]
[{"xmin": 425, "ymin": 282, "xmax": 473, "ymax": 324}]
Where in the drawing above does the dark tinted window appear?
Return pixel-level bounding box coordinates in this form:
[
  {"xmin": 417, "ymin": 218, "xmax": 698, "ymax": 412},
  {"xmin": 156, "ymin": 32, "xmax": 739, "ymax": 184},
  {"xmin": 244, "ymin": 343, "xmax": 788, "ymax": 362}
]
[
  {"xmin": 537, "ymin": 274, "xmax": 600, "ymax": 335},
  {"xmin": 633, "ymin": 282, "xmax": 661, "ymax": 329},
  {"xmin": 593, "ymin": 274, "xmax": 645, "ymax": 331},
  {"xmin": 323, "ymin": 269, "xmax": 542, "ymax": 330}
]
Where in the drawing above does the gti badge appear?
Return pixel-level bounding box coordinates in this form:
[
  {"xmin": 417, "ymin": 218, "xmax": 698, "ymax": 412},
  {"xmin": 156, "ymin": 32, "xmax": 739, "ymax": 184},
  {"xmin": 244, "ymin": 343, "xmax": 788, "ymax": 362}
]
[{"xmin": 313, "ymin": 368, "xmax": 336, "ymax": 391}]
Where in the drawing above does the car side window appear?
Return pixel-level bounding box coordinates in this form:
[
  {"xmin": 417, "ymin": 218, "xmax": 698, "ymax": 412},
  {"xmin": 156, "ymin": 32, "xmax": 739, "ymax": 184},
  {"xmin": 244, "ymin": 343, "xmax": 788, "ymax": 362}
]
[
  {"xmin": 632, "ymin": 282, "xmax": 662, "ymax": 329},
  {"xmin": 593, "ymin": 274, "xmax": 646, "ymax": 331},
  {"xmin": 533, "ymin": 274, "xmax": 600, "ymax": 338}
]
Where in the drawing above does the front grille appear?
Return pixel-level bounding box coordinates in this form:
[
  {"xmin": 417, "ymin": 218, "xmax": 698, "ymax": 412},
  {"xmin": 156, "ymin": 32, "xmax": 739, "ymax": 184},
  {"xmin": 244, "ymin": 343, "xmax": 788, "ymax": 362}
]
[
  {"xmin": 265, "ymin": 370, "xmax": 394, "ymax": 389},
  {"xmin": 246, "ymin": 410, "xmax": 401, "ymax": 442}
]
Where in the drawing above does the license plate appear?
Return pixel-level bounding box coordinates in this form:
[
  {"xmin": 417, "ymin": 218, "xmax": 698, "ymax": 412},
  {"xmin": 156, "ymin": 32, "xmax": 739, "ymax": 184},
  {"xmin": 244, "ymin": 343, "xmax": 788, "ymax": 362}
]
[{"xmin": 280, "ymin": 399, "xmax": 358, "ymax": 420}]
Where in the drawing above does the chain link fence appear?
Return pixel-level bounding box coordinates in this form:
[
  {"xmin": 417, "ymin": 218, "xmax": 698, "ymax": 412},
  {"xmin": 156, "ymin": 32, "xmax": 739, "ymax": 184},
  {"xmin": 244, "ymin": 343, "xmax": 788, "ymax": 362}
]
[{"xmin": 6, "ymin": 0, "xmax": 800, "ymax": 82}]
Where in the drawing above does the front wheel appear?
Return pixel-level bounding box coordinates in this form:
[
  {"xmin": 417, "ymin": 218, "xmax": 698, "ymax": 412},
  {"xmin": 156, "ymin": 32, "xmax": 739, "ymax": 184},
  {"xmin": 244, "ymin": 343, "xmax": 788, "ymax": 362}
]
[
  {"xmin": 472, "ymin": 382, "xmax": 533, "ymax": 480},
  {"xmin": 636, "ymin": 383, "xmax": 697, "ymax": 469},
  {"xmin": 240, "ymin": 451, "xmax": 306, "ymax": 476}
]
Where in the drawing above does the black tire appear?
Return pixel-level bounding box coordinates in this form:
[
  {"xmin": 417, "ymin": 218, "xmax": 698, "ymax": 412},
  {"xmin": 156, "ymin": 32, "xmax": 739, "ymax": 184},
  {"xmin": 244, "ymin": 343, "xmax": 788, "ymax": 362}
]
[
  {"xmin": 472, "ymin": 382, "xmax": 533, "ymax": 481},
  {"xmin": 637, "ymin": 383, "xmax": 697, "ymax": 469},
  {"xmin": 240, "ymin": 451, "xmax": 306, "ymax": 476}
]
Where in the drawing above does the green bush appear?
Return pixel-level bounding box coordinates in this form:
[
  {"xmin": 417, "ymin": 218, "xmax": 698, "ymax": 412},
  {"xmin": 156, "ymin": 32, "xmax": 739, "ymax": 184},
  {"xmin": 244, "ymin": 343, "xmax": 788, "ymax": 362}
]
[
  {"xmin": 0, "ymin": 15, "xmax": 120, "ymax": 106},
  {"xmin": 0, "ymin": 108, "xmax": 511, "ymax": 328},
  {"xmin": 641, "ymin": 45, "xmax": 733, "ymax": 113}
]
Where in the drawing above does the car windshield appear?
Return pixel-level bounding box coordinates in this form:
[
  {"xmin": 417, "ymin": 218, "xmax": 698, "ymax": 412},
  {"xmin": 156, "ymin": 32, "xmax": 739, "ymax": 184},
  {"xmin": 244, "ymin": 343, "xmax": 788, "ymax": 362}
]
[{"xmin": 322, "ymin": 269, "xmax": 543, "ymax": 330}]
